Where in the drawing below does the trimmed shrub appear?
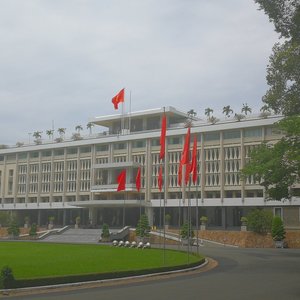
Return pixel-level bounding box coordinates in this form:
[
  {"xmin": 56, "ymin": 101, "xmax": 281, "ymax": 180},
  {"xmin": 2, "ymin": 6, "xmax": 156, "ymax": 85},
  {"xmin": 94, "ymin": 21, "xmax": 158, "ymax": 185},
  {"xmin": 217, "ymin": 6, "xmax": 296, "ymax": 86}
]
[
  {"xmin": 247, "ymin": 209, "xmax": 273, "ymax": 233},
  {"xmin": 271, "ymin": 216, "xmax": 286, "ymax": 241},
  {"xmin": 29, "ymin": 223, "xmax": 38, "ymax": 237},
  {"xmin": 101, "ymin": 223, "xmax": 110, "ymax": 238},
  {"xmin": 180, "ymin": 221, "xmax": 194, "ymax": 239},
  {"xmin": 7, "ymin": 220, "xmax": 20, "ymax": 238},
  {"xmin": 136, "ymin": 214, "xmax": 150, "ymax": 237},
  {"xmin": 0, "ymin": 266, "xmax": 15, "ymax": 289}
]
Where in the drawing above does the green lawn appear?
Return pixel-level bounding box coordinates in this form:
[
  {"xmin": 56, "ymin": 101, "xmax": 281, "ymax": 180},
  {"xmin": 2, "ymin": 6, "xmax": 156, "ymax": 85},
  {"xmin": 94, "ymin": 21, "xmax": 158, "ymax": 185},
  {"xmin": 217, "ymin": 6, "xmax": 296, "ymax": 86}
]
[{"xmin": 0, "ymin": 242, "xmax": 203, "ymax": 280}]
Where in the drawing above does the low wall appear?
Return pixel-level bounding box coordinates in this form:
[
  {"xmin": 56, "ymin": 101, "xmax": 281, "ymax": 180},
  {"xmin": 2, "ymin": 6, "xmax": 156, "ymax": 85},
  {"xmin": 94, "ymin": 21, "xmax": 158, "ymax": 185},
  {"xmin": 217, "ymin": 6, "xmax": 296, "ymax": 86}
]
[{"xmin": 197, "ymin": 230, "xmax": 300, "ymax": 248}]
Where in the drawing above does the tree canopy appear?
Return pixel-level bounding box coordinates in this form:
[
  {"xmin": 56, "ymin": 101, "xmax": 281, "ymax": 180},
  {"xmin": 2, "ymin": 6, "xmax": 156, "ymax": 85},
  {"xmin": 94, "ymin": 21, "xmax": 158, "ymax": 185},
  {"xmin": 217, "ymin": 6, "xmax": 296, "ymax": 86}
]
[{"xmin": 242, "ymin": 1, "xmax": 300, "ymax": 200}]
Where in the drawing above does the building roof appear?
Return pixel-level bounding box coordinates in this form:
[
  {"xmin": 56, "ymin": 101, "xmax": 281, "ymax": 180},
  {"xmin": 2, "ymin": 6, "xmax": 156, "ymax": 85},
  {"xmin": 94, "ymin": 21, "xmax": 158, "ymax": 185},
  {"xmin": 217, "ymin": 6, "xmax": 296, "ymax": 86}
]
[{"xmin": 89, "ymin": 106, "xmax": 198, "ymax": 127}]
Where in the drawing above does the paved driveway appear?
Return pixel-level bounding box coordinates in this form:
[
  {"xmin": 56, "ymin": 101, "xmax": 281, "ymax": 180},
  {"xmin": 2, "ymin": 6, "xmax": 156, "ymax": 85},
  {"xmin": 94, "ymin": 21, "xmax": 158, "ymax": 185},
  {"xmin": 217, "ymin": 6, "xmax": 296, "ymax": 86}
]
[{"xmin": 5, "ymin": 244, "xmax": 300, "ymax": 300}]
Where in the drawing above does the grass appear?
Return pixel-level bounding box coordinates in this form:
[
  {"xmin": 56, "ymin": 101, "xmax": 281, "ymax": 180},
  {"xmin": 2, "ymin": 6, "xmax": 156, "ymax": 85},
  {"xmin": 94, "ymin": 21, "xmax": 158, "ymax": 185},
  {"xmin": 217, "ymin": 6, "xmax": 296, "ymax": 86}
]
[{"xmin": 0, "ymin": 242, "xmax": 204, "ymax": 280}]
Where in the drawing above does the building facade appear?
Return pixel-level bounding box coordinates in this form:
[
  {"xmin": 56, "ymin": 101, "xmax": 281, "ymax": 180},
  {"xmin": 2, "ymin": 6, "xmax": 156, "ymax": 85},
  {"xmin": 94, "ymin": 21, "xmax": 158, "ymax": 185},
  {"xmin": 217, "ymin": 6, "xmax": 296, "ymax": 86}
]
[{"xmin": 0, "ymin": 107, "xmax": 299, "ymax": 229}]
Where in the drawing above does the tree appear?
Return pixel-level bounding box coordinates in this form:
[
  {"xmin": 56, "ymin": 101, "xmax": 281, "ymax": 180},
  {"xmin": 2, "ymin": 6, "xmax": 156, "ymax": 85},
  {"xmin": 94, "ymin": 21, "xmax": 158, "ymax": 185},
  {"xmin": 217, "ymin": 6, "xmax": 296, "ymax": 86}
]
[
  {"xmin": 204, "ymin": 108, "xmax": 213, "ymax": 118},
  {"xmin": 136, "ymin": 214, "xmax": 150, "ymax": 238},
  {"xmin": 271, "ymin": 216, "xmax": 286, "ymax": 241},
  {"xmin": 243, "ymin": 1, "xmax": 300, "ymax": 200},
  {"xmin": 29, "ymin": 223, "xmax": 38, "ymax": 237},
  {"xmin": 242, "ymin": 116, "xmax": 300, "ymax": 200},
  {"xmin": 75, "ymin": 125, "xmax": 83, "ymax": 133},
  {"xmin": 33, "ymin": 131, "xmax": 42, "ymax": 144},
  {"xmin": 241, "ymin": 103, "xmax": 252, "ymax": 115},
  {"xmin": 46, "ymin": 129, "xmax": 54, "ymax": 140},
  {"xmin": 101, "ymin": 223, "xmax": 110, "ymax": 240},
  {"xmin": 57, "ymin": 128, "xmax": 66, "ymax": 137},
  {"xmin": 7, "ymin": 220, "xmax": 20, "ymax": 238},
  {"xmin": 222, "ymin": 105, "xmax": 234, "ymax": 118},
  {"xmin": 180, "ymin": 221, "xmax": 194, "ymax": 239},
  {"xmin": 87, "ymin": 122, "xmax": 94, "ymax": 135},
  {"xmin": 187, "ymin": 109, "xmax": 197, "ymax": 118},
  {"xmin": 246, "ymin": 209, "xmax": 273, "ymax": 233},
  {"xmin": 254, "ymin": 0, "xmax": 300, "ymax": 116}
]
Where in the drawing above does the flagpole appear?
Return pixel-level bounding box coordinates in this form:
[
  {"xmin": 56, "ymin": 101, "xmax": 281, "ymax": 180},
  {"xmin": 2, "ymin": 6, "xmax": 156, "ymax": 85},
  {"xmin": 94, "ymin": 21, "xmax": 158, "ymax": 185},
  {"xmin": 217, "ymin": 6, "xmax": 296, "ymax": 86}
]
[
  {"xmin": 187, "ymin": 176, "xmax": 191, "ymax": 264},
  {"xmin": 159, "ymin": 189, "xmax": 162, "ymax": 248},
  {"xmin": 196, "ymin": 183, "xmax": 199, "ymax": 255},
  {"xmin": 129, "ymin": 91, "xmax": 132, "ymax": 133},
  {"xmin": 163, "ymin": 107, "xmax": 167, "ymax": 265}
]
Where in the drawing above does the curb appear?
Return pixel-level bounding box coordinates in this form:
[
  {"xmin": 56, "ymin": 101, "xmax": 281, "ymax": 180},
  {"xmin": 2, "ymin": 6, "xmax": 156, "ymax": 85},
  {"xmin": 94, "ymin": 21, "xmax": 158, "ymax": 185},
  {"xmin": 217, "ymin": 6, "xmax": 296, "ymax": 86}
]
[{"xmin": 1, "ymin": 259, "xmax": 209, "ymax": 296}]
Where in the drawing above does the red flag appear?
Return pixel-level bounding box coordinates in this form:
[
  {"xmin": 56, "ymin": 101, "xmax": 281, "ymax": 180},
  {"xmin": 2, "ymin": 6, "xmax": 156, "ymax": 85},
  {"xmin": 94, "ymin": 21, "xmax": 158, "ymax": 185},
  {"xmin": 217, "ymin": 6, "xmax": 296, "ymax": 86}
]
[
  {"xmin": 117, "ymin": 169, "xmax": 126, "ymax": 191},
  {"xmin": 158, "ymin": 165, "xmax": 163, "ymax": 192},
  {"xmin": 136, "ymin": 167, "xmax": 141, "ymax": 192},
  {"xmin": 181, "ymin": 127, "xmax": 190, "ymax": 165},
  {"xmin": 159, "ymin": 114, "xmax": 167, "ymax": 160},
  {"xmin": 112, "ymin": 88, "xmax": 125, "ymax": 110},
  {"xmin": 190, "ymin": 135, "xmax": 198, "ymax": 184},
  {"xmin": 178, "ymin": 162, "xmax": 182, "ymax": 186}
]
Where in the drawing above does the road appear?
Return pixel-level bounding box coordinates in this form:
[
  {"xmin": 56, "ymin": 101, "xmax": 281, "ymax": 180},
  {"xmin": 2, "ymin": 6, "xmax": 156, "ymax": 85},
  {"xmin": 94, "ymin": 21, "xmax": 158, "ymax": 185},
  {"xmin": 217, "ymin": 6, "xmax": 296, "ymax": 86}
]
[{"xmin": 4, "ymin": 244, "xmax": 300, "ymax": 300}]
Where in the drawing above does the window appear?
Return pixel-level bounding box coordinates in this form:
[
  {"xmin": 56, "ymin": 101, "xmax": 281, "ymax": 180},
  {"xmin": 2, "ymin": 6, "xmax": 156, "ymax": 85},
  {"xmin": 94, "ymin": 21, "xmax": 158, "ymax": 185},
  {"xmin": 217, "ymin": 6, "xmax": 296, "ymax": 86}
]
[
  {"xmin": 18, "ymin": 153, "xmax": 27, "ymax": 160},
  {"xmin": 274, "ymin": 207, "xmax": 282, "ymax": 218},
  {"xmin": 67, "ymin": 147, "xmax": 78, "ymax": 155},
  {"xmin": 114, "ymin": 143, "xmax": 126, "ymax": 150},
  {"xmin": 244, "ymin": 128, "xmax": 262, "ymax": 138},
  {"xmin": 30, "ymin": 152, "xmax": 39, "ymax": 158},
  {"xmin": 41, "ymin": 150, "xmax": 52, "ymax": 157},
  {"xmin": 223, "ymin": 130, "xmax": 241, "ymax": 139},
  {"xmin": 204, "ymin": 132, "xmax": 220, "ymax": 141},
  {"xmin": 168, "ymin": 136, "xmax": 181, "ymax": 145},
  {"xmin": 132, "ymin": 140, "xmax": 146, "ymax": 148},
  {"xmin": 96, "ymin": 144, "xmax": 108, "ymax": 152},
  {"xmin": 6, "ymin": 154, "xmax": 16, "ymax": 161},
  {"xmin": 80, "ymin": 146, "xmax": 91, "ymax": 153},
  {"xmin": 54, "ymin": 149, "xmax": 64, "ymax": 156},
  {"xmin": 151, "ymin": 138, "xmax": 160, "ymax": 146}
]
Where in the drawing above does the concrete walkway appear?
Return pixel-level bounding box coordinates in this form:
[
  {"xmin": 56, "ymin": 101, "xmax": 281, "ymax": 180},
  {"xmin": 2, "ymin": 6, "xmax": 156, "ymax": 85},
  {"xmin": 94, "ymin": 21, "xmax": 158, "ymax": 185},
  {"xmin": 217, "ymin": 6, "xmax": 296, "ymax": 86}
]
[{"xmin": 41, "ymin": 229, "xmax": 102, "ymax": 244}]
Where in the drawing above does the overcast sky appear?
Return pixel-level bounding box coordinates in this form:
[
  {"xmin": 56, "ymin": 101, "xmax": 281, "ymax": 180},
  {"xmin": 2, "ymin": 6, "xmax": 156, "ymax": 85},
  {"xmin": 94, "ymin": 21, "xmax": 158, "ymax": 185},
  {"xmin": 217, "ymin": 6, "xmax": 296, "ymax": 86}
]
[{"xmin": 0, "ymin": 0, "xmax": 279, "ymax": 145}]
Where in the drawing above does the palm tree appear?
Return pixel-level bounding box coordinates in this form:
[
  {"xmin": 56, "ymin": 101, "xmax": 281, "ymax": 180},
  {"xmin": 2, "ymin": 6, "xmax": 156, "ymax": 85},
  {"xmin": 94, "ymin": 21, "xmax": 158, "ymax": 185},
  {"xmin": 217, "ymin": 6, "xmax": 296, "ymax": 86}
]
[
  {"xmin": 33, "ymin": 131, "xmax": 42, "ymax": 145},
  {"xmin": 204, "ymin": 108, "xmax": 213, "ymax": 118},
  {"xmin": 33, "ymin": 131, "xmax": 42, "ymax": 139},
  {"xmin": 241, "ymin": 103, "xmax": 252, "ymax": 115},
  {"xmin": 187, "ymin": 109, "xmax": 197, "ymax": 118},
  {"xmin": 46, "ymin": 129, "xmax": 54, "ymax": 140},
  {"xmin": 75, "ymin": 125, "xmax": 83, "ymax": 134},
  {"xmin": 57, "ymin": 128, "xmax": 66, "ymax": 138},
  {"xmin": 222, "ymin": 105, "xmax": 233, "ymax": 118},
  {"xmin": 87, "ymin": 122, "xmax": 94, "ymax": 135}
]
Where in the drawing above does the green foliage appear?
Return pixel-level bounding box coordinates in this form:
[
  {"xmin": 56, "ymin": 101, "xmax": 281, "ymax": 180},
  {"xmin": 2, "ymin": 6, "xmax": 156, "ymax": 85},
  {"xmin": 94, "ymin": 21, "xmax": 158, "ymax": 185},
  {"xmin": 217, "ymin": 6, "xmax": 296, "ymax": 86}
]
[
  {"xmin": 136, "ymin": 214, "xmax": 150, "ymax": 237},
  {"xmin": 101, "ymin": 223, "xmax": 110, "ymax": 238},
  {"xmin": 165, "ymin": 214, "xmax": 171, "ymax": 224},
  {"xmin": 0, "ymin": 212, "xmax": 10, "ymax": 226},
  {"xmin": 180, "ymin": 221, "xmax": 194, "ymax": 239},
  {"xmin": 246, "ymin": 209, "xmax": 273, "ymax": 233},
  {"xmin": 0, "ymin": 266, "xmax": 15, "ymax": 289},
  {"xmin": 240, "ymin": 216, "xmax": 248, "ymax": 225},
  {"xmin": 271, "ymin": 216, "xmax": 286, "ymax": 241},
  {"xmin": 200, "ymin": 216, "xmax": 208, "ymax": 224},
  {"xmin": 254, "ymin": 1, "xmax": 300, "ymax": 116},
  {"xmin": 29, "ymin": 223, "xmax": 37, "ymax": 237},
  {"xmin": 242, "ymin": 116, "xmax": 300, "ymax": 200},
  {"xmin": 7, "ymin": 220, "xmax": 20, "ymax": 237}
]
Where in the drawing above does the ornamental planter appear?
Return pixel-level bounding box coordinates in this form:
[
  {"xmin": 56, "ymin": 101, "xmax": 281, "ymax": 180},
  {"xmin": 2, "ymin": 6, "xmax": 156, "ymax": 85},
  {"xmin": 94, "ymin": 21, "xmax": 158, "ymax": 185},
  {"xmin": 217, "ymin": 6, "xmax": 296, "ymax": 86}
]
[{"xmin": 274, "ymin": 240, "xmax": 284, "ymax": 248}]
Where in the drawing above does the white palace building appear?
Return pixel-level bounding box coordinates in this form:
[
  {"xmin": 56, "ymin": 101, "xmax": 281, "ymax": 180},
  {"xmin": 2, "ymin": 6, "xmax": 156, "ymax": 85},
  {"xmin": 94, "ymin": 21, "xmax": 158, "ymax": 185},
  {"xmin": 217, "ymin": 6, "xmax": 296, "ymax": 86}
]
[{"xmin": 0, "ymin": 106, "xmax": 300, "ymax": 229}]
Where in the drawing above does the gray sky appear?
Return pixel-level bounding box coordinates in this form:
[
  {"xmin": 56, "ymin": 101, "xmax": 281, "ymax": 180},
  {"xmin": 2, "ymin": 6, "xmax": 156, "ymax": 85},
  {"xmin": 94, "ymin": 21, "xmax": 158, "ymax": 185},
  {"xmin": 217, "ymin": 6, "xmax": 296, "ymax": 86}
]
[{"xmin": 0, "ymin": 0, "xmax": 279, "ymax": 145}]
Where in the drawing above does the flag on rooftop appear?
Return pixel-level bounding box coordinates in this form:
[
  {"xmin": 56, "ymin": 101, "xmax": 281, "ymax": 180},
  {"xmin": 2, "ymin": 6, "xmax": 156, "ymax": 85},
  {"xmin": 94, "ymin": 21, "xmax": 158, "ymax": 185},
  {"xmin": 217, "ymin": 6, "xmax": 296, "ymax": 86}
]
[{"xmin": 112, "ymin": 88, "xmax": 125, "ymax": 110}]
